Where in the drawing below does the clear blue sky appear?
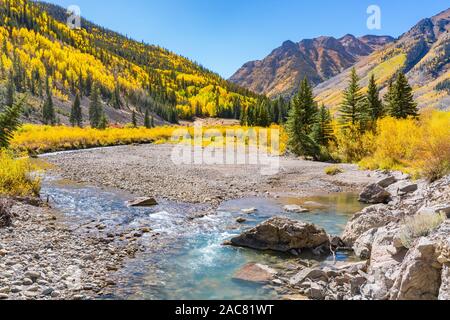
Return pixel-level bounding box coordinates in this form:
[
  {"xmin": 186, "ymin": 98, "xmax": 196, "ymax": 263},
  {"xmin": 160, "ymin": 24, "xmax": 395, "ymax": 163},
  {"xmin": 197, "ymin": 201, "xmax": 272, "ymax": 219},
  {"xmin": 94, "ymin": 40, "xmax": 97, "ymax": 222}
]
[{"xmin": 48, "ymin": 0, "xmax": 449, "ymax": 78}]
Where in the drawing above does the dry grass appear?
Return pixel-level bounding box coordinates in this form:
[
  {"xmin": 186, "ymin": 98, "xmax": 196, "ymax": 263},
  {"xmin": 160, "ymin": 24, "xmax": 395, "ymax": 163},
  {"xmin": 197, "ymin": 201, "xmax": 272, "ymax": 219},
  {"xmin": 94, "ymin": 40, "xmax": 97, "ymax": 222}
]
[{"xmin": 399, "ymin": 212, "xmax": 446, "ymax": 249}]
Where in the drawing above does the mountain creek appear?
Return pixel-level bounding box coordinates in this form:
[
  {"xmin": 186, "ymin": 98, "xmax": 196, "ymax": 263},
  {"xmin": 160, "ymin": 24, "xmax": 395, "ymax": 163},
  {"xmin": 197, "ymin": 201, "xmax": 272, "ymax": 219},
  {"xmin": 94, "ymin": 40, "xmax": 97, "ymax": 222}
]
[
  {"xmin": 40, "ymin": 172, "xmax": 365, "ymax": 300},
  {"xmin": 2, "ymin": 144, "xmax": 448, "ymax": 300}
]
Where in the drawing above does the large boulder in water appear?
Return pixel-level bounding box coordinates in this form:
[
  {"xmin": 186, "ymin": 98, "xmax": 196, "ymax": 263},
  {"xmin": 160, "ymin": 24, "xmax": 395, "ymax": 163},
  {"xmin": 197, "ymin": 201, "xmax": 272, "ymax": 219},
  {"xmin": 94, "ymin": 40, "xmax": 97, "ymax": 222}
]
[
  {"xmin": 359, "ymin": 183, "xmax": 391, "ymax": 204},
  {"xmin": 230, "ymin": 217, "xmax": 329, "ymax": 253}
]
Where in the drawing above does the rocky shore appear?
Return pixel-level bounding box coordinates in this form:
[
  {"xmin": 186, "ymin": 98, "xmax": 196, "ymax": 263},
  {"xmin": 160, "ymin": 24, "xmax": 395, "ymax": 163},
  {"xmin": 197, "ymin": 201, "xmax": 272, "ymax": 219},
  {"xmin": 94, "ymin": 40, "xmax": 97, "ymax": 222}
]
[
  {"xmin": 230, "ymin": 174, "xmax": 450, "ymax": 300},
  {"xmin": 0, "ymin": 198, "xmax": 152, "ymax": 300}
]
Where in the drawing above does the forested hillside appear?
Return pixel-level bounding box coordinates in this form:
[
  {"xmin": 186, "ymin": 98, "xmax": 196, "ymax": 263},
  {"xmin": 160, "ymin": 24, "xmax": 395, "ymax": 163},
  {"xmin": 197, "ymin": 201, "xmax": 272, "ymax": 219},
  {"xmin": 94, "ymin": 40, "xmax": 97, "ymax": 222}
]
[{"xmin": 0, "ymin": 0, "xmax": 258, "ymax": 125}]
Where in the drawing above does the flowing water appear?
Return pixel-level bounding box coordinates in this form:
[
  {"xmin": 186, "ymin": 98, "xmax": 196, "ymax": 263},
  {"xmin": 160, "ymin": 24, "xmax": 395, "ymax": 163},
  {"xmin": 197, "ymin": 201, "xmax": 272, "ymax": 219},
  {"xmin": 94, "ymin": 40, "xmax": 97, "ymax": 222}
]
[{"xmin": 40, "ymin": 171, "xmax": 365, "ymax": 300}]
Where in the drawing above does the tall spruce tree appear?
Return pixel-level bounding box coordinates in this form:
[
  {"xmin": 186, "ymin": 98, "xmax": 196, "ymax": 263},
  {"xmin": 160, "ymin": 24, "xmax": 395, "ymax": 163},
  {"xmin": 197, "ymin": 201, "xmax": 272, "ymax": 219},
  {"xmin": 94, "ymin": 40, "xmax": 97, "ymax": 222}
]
[
  {"xmin": 131, "ymin": 110, "xmax": 137, "ymax": 127},
  {"xmin": 89, "ymin": 84, "xmax": 102, "ymax": 128},
  {"xmin": 339, "ymin": 68, "xmax": 365, "ymax": 127},
  {"xmin": 388, "ymin": 73, "xmax": 418, "ymax": 119},
  {"xmin": 144, "ymin": 109, "xmax": 151, "ymax": 128},
  {"xmin": 6, "ymin": 70, "xmax": 15, "ymax": 107},
  {"xmin": 257, "ymin": 100, "xmax": 270, "ymax": 127},
  {"xmin": 366, "ymin": 74, "xmax": 384, "ymax": 123},
  {"xmin": 0, "ymin": 98, "xmax": 22, "ymax": 148},
  {"xmin": 42, "ymin": 77, "xmax": 55, "ymax": 125},
  {"xmin": 312, "ymin": 104, "xmax": 334, "ymax": 147},
  {"xmin": 286, "ymin": 77, "xmax": 320, "ymax": 159},
  {"xmin": 70, "ymin": 93, "xmax": 83, "ymax": 127},
  {"xmin": 291, "ymin": 77, "xmax": 318, "ymax": 130},
  {"xmin": 98, "ymin": 114, "xmax": 108, "ymax": 130},
  {"xmin": 384, "ymin": 80, "xmax": 396, "ymax": 113}
]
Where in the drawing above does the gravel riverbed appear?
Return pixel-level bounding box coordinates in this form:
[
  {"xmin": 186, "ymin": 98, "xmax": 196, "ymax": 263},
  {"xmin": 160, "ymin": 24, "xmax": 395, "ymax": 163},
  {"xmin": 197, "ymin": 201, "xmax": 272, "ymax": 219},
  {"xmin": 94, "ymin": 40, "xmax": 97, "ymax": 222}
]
[
  {"xmin": 44, "ymin": 144, "xmax": 376, "ymax": 210},
  {"xmin": 0, "ymin": 198, "xmax": 153, "ymax": 300}
]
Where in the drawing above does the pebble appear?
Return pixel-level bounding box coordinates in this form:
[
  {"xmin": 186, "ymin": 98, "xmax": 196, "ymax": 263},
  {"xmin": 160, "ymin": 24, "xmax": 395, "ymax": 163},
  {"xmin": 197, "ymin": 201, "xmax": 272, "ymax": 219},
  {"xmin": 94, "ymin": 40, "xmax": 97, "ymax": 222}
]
[
  {"xmin": 42, "ymin": 287, "xmax": 54, "ymax": 296},
  {"xmin": 24, "ymin": 271, "xmax": 41, "ymax": 280},
  {"xmin": 0, "ymin": 286, "xmax": 10, "ymax": 294},
  {"xmin": 50, "ymin": 290, "xmax": 61, "ymax": 298}
]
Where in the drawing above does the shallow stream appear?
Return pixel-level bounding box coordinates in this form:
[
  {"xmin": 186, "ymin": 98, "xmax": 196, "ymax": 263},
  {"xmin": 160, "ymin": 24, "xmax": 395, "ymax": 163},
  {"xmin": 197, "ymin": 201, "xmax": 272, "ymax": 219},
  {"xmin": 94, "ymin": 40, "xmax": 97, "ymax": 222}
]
[{"xmin": 40, "ymin": 167, "xmax": 364, "ymax": 300}]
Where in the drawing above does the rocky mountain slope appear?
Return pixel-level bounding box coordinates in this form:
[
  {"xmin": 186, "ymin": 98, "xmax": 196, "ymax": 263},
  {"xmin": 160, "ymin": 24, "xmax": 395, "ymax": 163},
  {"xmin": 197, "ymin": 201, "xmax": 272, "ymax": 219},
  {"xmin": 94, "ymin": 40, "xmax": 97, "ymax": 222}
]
[
  {"xmin": 229, "ymin": 34, "xmax": 393, "ymax": 98},
  {"xmin": 315, "ymin": 8, "xmax": 450, "ymax": 111}
]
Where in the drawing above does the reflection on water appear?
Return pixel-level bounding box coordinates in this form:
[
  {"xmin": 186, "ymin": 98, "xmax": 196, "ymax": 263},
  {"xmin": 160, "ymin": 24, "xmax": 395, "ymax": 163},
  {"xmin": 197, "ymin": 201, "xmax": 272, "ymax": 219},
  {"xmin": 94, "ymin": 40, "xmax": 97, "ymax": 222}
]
[{"xmin": 41, "ymin": 174, "xmax": 364, "ymax": 300}]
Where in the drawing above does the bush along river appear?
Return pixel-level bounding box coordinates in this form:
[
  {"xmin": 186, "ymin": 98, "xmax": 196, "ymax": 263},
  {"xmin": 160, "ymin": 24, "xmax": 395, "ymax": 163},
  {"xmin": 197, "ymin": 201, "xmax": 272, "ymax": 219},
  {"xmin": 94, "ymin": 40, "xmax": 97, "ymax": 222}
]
[{"xmin": 39, "ymin": 169, "xmax": 366, "ymax": 300}]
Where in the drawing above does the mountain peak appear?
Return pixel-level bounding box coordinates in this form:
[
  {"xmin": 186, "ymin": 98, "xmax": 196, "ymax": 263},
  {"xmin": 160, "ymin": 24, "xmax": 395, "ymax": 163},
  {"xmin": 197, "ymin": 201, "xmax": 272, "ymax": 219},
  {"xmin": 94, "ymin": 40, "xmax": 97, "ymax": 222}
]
[{"xmin": 230, "ymin": 33, "xmax": 393, "ymax": 97}]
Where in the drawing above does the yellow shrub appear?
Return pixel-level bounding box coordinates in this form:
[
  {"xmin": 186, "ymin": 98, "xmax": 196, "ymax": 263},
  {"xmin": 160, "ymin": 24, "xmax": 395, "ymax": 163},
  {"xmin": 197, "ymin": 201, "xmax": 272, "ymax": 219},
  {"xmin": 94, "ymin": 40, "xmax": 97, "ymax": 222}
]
[
  {"xmin": 11, "ymin": 124, "xmax": 287, "ymax": 155},
  {"xmin": 332, "ymin": 124, "xmax": 375, "ymax": 163},
  {"xmin": 0, "ymin": 150, "xmax": 41, "ymax": 197},
  {"xmin": 413, "ymin": 111, "xmax": 450, "ymax": 181},
  {"xmin": 325, "ymin": 166, "xmax": 344, "ymax": 176},
  {"xmin": 360, "ymin": 111, "xmax": 450, "ymax": 180}
]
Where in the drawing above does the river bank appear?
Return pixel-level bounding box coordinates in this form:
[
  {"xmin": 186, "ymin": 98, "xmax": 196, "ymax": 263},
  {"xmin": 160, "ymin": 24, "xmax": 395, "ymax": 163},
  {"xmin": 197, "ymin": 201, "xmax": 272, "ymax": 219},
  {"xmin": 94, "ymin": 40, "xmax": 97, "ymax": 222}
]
[{"xmin": 0, "ymin": 197, "xmax": 152, "ymax": 300}]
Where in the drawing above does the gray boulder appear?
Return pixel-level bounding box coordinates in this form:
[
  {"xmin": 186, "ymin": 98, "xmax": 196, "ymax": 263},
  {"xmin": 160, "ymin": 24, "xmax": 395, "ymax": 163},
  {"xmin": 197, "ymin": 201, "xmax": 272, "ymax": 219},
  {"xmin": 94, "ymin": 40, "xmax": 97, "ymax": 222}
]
[
  {"xmin": 230, "ymin": 217, "xmax": 329, "ymax": 253},
  {"xmin": 342, "ymin": 204, "xmax": 397, "ymax": 246},
  {"xmin": 387, "ymin": 181, "xmax": 418, "ymax": 196},
  {"xmin": 389, "ymin": 238, "xmax": 441, "ymax": 300},
  {"xmin": 377, "ymin": 176, "xmax": 397, "ymax": 188},
  {"xmin": 289, "ymin": 268, "xmax": 328, "ymax": 286},
  {"xmin": 359, "ymin": 184, "xmax": 391, "ymax": 204}
]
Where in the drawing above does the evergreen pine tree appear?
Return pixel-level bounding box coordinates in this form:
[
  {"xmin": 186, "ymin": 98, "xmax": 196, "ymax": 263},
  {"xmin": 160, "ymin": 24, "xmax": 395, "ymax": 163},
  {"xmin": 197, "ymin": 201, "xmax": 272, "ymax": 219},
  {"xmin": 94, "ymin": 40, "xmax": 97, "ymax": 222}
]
[
  {"xmin": 257, "ymin": 100, "xmax": 270, "ymax": 127},
  {"xmin": 291, "ymin": 77, "xmax": 318, "ymax": 130},
  {"xmin": 312, "ymin": 104, "xmax": 334, "ymax": 147},
  {"xmin": 384, "ymin": 80, "xmax": 396, "ymax": 113},
  {"xmin": 89, "ymin": 84, "xmax": 102, "ymax": 128},
  {"xmin": 144, "ymin": 109, "xmax": 151, "ymax": 128},
  {"xmin": 70, "ymin": 93, "xmax": 83, "ymax": 127},
  {"xmin": 5, "ymin": 70, "xmax": 15, "ymax": 107},
  {"xmin": 112, "ymin": 82, "xmax": 122, "ymax": 109},
  {"xmin": 339, "ymin": 68, "xmax": 365, "ymax": 127},
  {"xmin": 285, "ymin": 78, "xmax": 320, "ymax": 159},
  {"xmin": 42, "ymin": 77, "xmax": 55, "ymax": 125},
  {"xmin": 131, "ymin": 110, "xmax": 137, "ymax": 127},
  {"xmin": 151, "ymin": 115, "xmax": 154, "ymax": 128},
  {"xmin": 240, "ymin": 106, "xmax": 248, "ymax": 126},
  {"xmin": 0, "ymin": 98, "xmax": 22, "ymax": 148},
  {"xmin": 366, "ymin": 74, "xmax": 384, "ymax": 123},
  {"xmin": 98, "ymin": 114, "xmax": 108, "ymax": 130},
  {"xmin": 388, "ymin": 73, "xmax": 418, "ymax": 119}
]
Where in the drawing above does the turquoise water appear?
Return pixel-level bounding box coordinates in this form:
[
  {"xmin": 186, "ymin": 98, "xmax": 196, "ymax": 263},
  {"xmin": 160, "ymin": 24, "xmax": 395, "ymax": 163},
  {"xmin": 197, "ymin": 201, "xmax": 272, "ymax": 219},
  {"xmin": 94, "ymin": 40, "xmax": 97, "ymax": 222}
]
[{"xmin": 41, "ymin": 175, "xmax": 364, "ymax": 300}]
